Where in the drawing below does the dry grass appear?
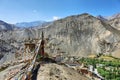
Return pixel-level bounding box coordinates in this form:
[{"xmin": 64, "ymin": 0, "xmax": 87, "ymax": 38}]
[
  {"xmin": 98, "ymin": 55, "xmax": 120, "ymax": 61},
  {"xmin": 88, "ymin": 54, "xmax": 96, "ymax": 58},
  {"xmin": 100, "ymin": 56, "xmax": 114, "ymax": 60},
  {"xmin": 88, "ymin": 54, "xmax": 120, "ymax": 61}
]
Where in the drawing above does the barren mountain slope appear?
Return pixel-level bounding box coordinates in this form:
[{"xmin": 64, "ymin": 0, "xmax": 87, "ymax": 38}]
[
  {"xmin": 1, "ymin": 13, "xmax": 120, "ymax": 58},
  {"xmin": 37, "ymin": 63, "xmax": 88, "ymax": 80},
  {"xmin": 44, "ymin": 13, "xmax": 120, "ymax": 57}
]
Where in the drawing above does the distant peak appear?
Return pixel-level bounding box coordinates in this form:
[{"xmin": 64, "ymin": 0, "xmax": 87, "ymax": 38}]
[
  {"xmin": 97, "ymin": 15, "xmax": 103, "ymax": 17},
  {"xmin": 107, "ymin": 13, "xmax": 120, "ymax": 20},
  {"xmin": 0, "ymin": 20, "xmax": 5, "ymax": 23},
  {"xmin": 0, "ymin": 20, "xmax": 7, "ymax": 24},
  {"xmin": 112, "ymin": 13, "xmax": 120, "ymax": 18},
  {"xmin": 96, "ymin": 15, "xmax": 108, "ymax": 21}
]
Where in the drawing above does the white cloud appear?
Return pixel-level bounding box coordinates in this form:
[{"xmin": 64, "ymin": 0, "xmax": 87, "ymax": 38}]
[
  {"xmin": 33, "ymin": 10, "xmax": 37, "ymax": 13},
  {"xmin": 53, "ymin": 16, "xmax": 60, "ymax": 20}
]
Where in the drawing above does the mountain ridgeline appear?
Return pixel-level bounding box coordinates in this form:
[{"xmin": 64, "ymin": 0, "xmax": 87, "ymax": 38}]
[
  {"xmin": 0, "ymin": 20, "xmax": 17, "ymax": 31},
  {"xmin": 0, "ymin": 13, "xmax": 120, "ymax": 58},
  {"xmin": 15, "ymin": 21, "xmax": 51, "ymax": 28}
]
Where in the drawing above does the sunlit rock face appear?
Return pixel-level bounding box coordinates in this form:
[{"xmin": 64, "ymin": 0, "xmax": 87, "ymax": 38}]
[{"xmin": 44, "ymin": 13, "xmax": 120, "ymax": 57}]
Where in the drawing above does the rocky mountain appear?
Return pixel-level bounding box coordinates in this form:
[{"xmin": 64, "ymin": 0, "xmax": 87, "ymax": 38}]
[
  {"xmin": 1, "ymin": 13, "xmax": 120, "ymax": 80},
  {"xmin": 1, "ymin": 13, "xmax": 120, "ymax": 63},
  {"xmin": 43, "ymin": 13, "xmax": 120, "ymax": 57},
  {"xmin": 15, "ymin": 21, "xmax": 50, "ymax": 28},
  {"xmin": 0, "ymin": 20, "xmax": 16, "ymax": 31}
]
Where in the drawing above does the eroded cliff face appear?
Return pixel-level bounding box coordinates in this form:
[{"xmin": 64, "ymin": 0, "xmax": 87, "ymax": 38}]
[
  {"xmin": 1, "ymin": 13, "xmax": 120, "ymax": 58},
  {"xmin": 44, "ymin": 13, "xmax": 120, "ymax": 57}
]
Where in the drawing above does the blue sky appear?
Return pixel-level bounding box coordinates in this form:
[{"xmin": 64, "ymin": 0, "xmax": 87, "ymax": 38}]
[{"xmin": 0, "ymin": 0, "xmax": 120, "ymax": 23}]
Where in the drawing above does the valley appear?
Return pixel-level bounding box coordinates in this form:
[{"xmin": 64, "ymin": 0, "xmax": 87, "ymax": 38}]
[{"xmin": 0, "ymin": 13, "xmax": 120, "ymax": 80}]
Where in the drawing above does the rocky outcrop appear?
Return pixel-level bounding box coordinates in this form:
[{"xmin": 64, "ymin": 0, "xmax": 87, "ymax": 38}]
[{"xmin": 37, "ymin": 63, "xmax": 88, "ymax": 80}]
